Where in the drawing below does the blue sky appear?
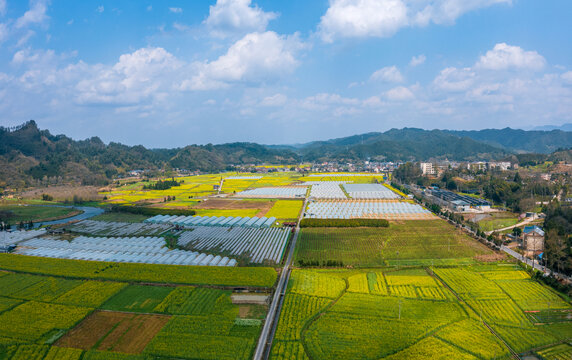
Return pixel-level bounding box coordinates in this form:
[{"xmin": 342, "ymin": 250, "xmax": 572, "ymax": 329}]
[{"xmin": 0, "ymin": 0, "xmax": 571, "ymax": 147}]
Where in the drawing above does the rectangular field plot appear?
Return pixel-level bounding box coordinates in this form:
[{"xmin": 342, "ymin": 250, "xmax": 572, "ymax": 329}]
[
  {"xmin": 178, "ymin": 226, "xmax": 291, "ymax": 264},
  {"xmin": 56, "ymin": 311, "xmax": 170, "ymax": 354},
  {"xmin": 305, "ymin": 200, "xmax": 433, "ymax": 220},
  {"xmin": 153, "ymin": 287, "xmax": 233, "ymax": 315},
  {"xmin": 0, "ymin": 301, "xmax": 91, "ymax": 342},
  {"xmin": 295, "ymin": 220, "xmax": 491, "ymax": 267},
  {"xmin": 101, "ymin": 285, "xmax": 174, "ymax": 313},
  {"xmin": 144, "ymin": 314, "xmax": 260, "ymax": 360},
  {"xmin": 266, "ymin": 200, "xmax": 304, "ymax": 219},
  {"xmin": 54, "ymin": 281, "xmax": 127, "ymax": 308}
]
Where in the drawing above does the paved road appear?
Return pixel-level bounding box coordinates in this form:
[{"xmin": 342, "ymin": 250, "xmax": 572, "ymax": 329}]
[{"xmin": 253, "ymin": 198, "xmax": 306, "ymax": 360}]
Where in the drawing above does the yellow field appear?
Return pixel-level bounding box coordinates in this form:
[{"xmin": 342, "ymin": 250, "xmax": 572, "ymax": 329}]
[{"xmin": 266, "ymin": 200, "xmax": 304, "ymax": 220}]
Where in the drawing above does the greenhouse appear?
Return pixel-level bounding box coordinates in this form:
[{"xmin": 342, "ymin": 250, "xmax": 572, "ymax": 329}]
[
  {"xmin": 235, "ymin": 186, "xmax": 307, "ymax": 198},
  {"xmin": 343, "ymin": 184, "xmax": 401, "ymax": 199},
  {"xmin": 16, "ymin": 236, "xmax": 234, "ymax": 266},
  {"xmin": 306, "ymin": 181, "xmax": 348, "ymax": 199},
  {"xmin": 177, "ymin": 226, "xmax": 290, "ymax": 264},
  {"xmin": 305, "ymin": 200, "xmax": 432, "ymax": 219}
]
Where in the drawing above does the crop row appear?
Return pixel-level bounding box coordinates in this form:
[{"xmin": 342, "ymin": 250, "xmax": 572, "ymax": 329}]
[
  {"xmin": 274, "ymin": 294, "xmax": 330, "ymax": 341},
  {"xmin": 0, "ymin": 254, "xmax": 277, "ymax": 287}
]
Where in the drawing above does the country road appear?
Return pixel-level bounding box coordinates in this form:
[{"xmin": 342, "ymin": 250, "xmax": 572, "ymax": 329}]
[{"xmin": 253, "ymin": 198, "xmax": 307, "ymax": 360}]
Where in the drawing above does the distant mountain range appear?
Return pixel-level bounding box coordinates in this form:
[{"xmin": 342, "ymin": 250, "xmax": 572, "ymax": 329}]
[
  {"xmin": 0, "ymin": 121, "xmax": 570, "ymax": 188},
  {"xmin": 531, "ymin": 123, "xmax": 572, "ymax": 131}
]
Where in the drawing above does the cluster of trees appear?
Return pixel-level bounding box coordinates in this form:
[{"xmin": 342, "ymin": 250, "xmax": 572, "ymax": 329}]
[
  {"xmin": 109, "ymin": 205, "xmax": 195, "ymax": 217},
  {"xmin": 300, "ymin": 218, "xmax": 389, "ymax": 228},
  {"xmin": 143, "ymin": 178, "xmax": 182, "ymax": 190},
  {"xmin": 297, "ymin": 259, "xmax": 344, "ymax": 267},
  {"xmin": 542, "ymin": 204, "xmax": 572, "ymax": 276}
]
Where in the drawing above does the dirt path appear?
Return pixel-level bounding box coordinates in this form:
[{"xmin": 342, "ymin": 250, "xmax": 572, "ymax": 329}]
[{"xmin": 484, "ymin": 217, "xmax": 535, "ymax": 236}]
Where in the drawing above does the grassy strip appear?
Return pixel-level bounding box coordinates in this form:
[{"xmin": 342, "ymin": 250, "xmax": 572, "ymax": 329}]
[
  {"xmin": 0, "ymin": 254, "xmax": 277, "ymax": 288},
  {"xmin": 300, "ymin": 218, "xmax": 389, "ymax": 228}
]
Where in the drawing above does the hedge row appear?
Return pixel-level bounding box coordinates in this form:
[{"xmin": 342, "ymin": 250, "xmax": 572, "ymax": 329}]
[
  {"xmin": 299, "ymin": 218, "xmax": 389, "ymax": 228},
  {"xmin": 109, "ymin": 205, "xmax": 196, "ymax": 217}
]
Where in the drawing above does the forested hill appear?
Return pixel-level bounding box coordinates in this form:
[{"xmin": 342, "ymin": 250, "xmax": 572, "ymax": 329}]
[
  {"xmin": 0, "ymin": 121, "xmax": 297, "ymax": 187},
  {"xmin": 298, "ymin": 128, "xmax": 509, "ymax": 162},
  {"xmin": 445, "ymin": 128, "xmax": 572, "ymax": 154},
  {"xmin": 0, "ymin": 121, "xmax": 570, "ymax": 188}
]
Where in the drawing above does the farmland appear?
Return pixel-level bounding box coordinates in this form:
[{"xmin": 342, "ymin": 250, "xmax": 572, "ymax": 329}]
[
  {"xmin": 270, "ymin": 265, "xmax": 572, "ymax": 359},
  {"xmin": 0, "ymin": 253, "xmax": 277, "ymax": 287},
  {"xmin": 295, "ymin": 220, "xmax": 492, "ymax": 267},
  {"xmin": 0, "ymin": 263, "xmax": 268, "ymax": 359},
  {"xmin": 0, "ymin": 204, "xmax": 81, "ymax": 223}
]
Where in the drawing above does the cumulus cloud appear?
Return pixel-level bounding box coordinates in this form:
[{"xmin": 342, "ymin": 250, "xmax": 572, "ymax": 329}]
[
  {"xmin": 318, "ymin": 0, "xmax": 511, "ymax": 42},
  {"xmin": 182, "ymin": 31, "xmax": 304, "ymax": 90},
  {"xmin": 433, "ymin": 67, "xmax": 475, "ymax": 92},
  {"xmin": 205, "ymin": 0, "xmax": 277, "ymax": 37},
  {"xmin": 260, "ymin": 93, "xmax": 287, "ymax": 106},
  {"xmin": 385, "ymin": 85, "xmax": 414, "ymax": 100},
  {"xmin": 476, "ymin": 43, "xmax": 545, "ymax": 71},
  {"xmin": 370, "ymin": 65, "xmax": 403, "ymax": 83},
  {"xmin": 16, "ymin": 0, "xmax": 50, "ymax": 29},
  {"xmin": 96, "ymin": 5, "xmax": 104, "ymax": 13},
  {"xmin": 75, "ymin": 47, "xmax": 184, "ymax": 105},
  {"xmin": 169, "ymin": 7, "xmax": 183, "ymax": 14},
  {"xmin": 409, "ymin": 54, "xmax": 426, "ymax": 66},
  {"xmin": 562, "ymin": 71, "xmax": 572, "ymax": 84}
]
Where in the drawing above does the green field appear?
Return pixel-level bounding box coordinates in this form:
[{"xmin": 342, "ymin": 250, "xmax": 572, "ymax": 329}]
[
  {"xmin": 295, "ymin": 220, "xmax": 492, "ymax": 267},
  {"xmin": 0, "ymin": 270, "xmax": 266, "ymax": 359},
  {"xmin": 0, "ymin": 254, "xmax": 277, "ymax": 288},
  {"xmin": 270, "ymin": 265, "xmax": 571, "ymax": 360},
  {"xmin": 101, "ymin": 285, "xmax": 174, "ymax": 313},
  {"xmin": 0, "ymin": 205, "xmax": 80, "ymax": 223}
]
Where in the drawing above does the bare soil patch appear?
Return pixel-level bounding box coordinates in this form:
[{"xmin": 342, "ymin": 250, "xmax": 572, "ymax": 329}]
[
  {"xmin": 56, "ymin": 310, "xmax": 170, "ymax": 354},
  {"xmin": 475, "ymin": 252, "xmax": 507, "ymax": 262},
  {"xmin": 194, "ymin": 199, "xmax": 274, "ymax": 212}
]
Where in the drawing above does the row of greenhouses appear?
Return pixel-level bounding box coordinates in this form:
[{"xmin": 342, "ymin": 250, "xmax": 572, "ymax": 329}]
[
  {"xmin": 343, "ymin": 184, "xmax": 401, "ymax": 199},
  {"xmin": 0, "ymin": 229, "xmax": 45, "ymax": 247},
  {"xmin": 17, "ymin": 236, "xmax": 235, "ymax": 266},
  {"xmin": 70, "ymin": 220, "xmax": 172, "ymax": 236},
  {"xmin": 305, "ymin": 200, "xmax": 430, "ymax": 219},
  {"xmin": 306, "ymin": 181, "xmax": 348, "ymax": 199},
  {"xmin": 178, "ymin": 226, "xmax": 290, "ymax": 264},
  {"xmin": 235, "ymin": 186, "xmax": 307, "ymax": 198},
  {"xmin": 145, "ymin": 215, "xmax": 277, "ymax": 228}
]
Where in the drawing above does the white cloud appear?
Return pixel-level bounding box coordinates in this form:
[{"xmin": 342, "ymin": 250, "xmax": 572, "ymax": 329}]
[
  {"xmin": 75, "ymin": 47, "xmax": 184, "ymax": 105},
  {"xmin": 173, "ymin": 22, "xmax": 191, "ymax": 32},
  {"xmin": 385, "ymin": 86, "xmax": 414, "ymax": 100},
  {"xmin": 409, "ymin": 54, "xmax": 426, "ymax": 66},
  {"xmin": 476, "ymin": 43, "xmax": 545, "ymax": 71},
  {"xmin": 319, "ymin": 0, "xmax": 407, "ymax": 42},
  {"xmin": 370, "ymin": 65, "xmax": 403, "ymax": 83},
  {"xmin": 260, "ymin": 93, "xmax": 287, "ymax": 106},
  {"xmin": 182, "ymin": 31, "xmax": 304, "ymax": 90},
  {"xmin": 205, "ymin": 0, "xmax": 277, "ymax": 37},
  {"xmin": 0, "ymin": 23, "xmax": 8, "ymax": 43},
  {"xmin": 96, "ymin": 5, "xmax": 104, "ymax": 13},
  {"xmin": 169, "ymin": 7, "xmax": 183, "ymax": 14},
  {"xmin": 16, "ymin": 0, "xmax": 50, "ymax": 29},
  {"xmin": 318, "ymin": 0, "xmax": 511, "ymax": 42},
  {"xmin": 562, "ymin": 71, "xmax": 572, "ymax": 84},
  {"xmin": 0, "ymin": 0, "xmax": 6, "ymax": 16},
  {"xmin": 433, "ymin": 67, "xmax": 475, "ymax": 92}
]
